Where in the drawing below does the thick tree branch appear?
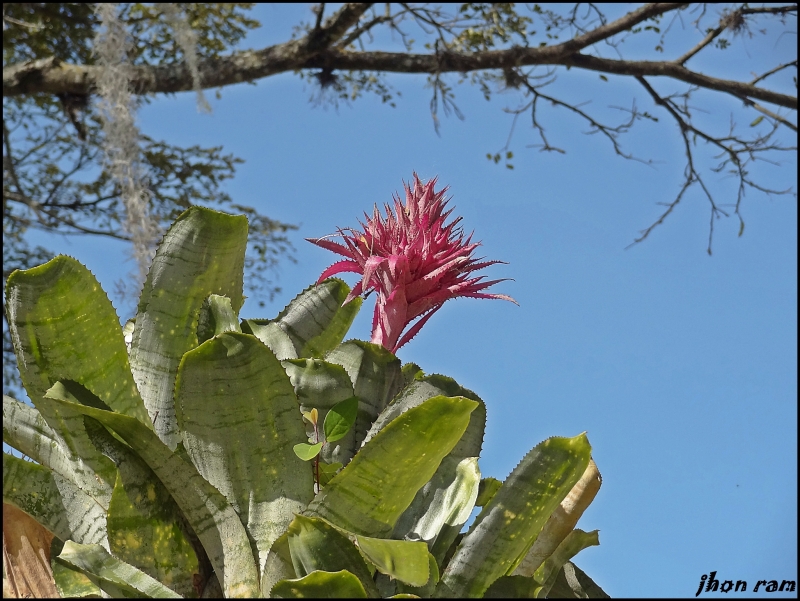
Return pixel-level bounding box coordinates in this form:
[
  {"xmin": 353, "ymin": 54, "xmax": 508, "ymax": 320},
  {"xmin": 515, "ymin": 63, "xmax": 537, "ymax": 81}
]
[
  {"xmin": 3, "ymin": 4, "xmax": 373, "ymax": 96},
  {"xmin": 6, "ymin": 46, "xmax": 793, "ymax": 112}
]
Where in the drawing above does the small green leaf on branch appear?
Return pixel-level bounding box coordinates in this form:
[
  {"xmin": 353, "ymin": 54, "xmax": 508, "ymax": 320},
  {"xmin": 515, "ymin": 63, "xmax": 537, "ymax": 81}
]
[
  {"xmin": 294, "ymin": 442, "xmax": 323, "ymax": 461},
  {"xmin": 324, "ymin": 396, "xmax": 358, "ymax": 443}
]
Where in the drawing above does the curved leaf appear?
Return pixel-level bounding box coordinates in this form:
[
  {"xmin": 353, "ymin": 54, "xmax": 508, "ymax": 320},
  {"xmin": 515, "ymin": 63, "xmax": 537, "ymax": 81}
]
[
  {"xmin": 306, "ymin": 395, "xmax": 478, "ymax": 537},
  {"xmin": 294, "ymin": 442, "xmax": 323, "ymax": 461},
  {"xmin": 88, "ymin": 419, "xmax": 204, "ymax": 599},
  {"xmin": 3, "ymin": 453, "xmax": 107, "ymax": 548},
  {"xmin": 532, "ymin": 529, "xmax": 600, "ymax": 598},
  {"xmin": 271, "ymin": 570, "xmax": 367, "ymax": 598},
  {"xmin": 286, "ymin": 515, "xmax": 378, "ymax": 596},
  {"xmin": 4, "ymin": 255, "xmax": 149, "ymax": 424},
  {"xmin": 41, "ymin": 389, "xmax": 260, "ymax": 598},
  {"xmin": 241, "ymin": 320, "xmax": 298, "ymax": 360},
  {"xmin": 52, "ymin": 548, "xmax": 103, "ymax": 598},
  {"xmin": 412, "ymin": 456, "xmax": 481, "ymax": 566},
  {"xmin": 355, "ymin": 535, "xmax": 430, "ymax": 587},
  {"xmin": 197, "ymin": 294, "xmax": 241, "ymax": 344},
  {"xmin": 547, "ymin": 561, "xmax": 609, "ymax": 599},
  {"xmin": 376, "ymin": 376, "xmax": 486, "ymax": 558},
  {"xmin": 2, "ymin": 395, "xmax": 114, "ymax": 510},
  {"xmin": 57, "ymin": 541, "xmax": 181, "ymax": 598},
  {"xmin": 129, "ymin": 206, "xmax": 248, "ymax": 450},
  {"xmin": 396, "ymin": 552, "xmax": 440, "ymax": 598},
  {"xmin": 175, "ymin": 332, "xmax": 314, "ymax": 573},
  {"xmin": 262, "ymin": 532, "xmax": 295, "ymax": 598},
  {"xmin": 274, "ymin": 278, "xmax": 363, "ymax": 358},
  {"xmin": 513, "ymin": 459, "xmax": 602, "ymax": 578},
  {"xmin": 436, "ymin": 434, "xmax": 592, "ymax": 598}
]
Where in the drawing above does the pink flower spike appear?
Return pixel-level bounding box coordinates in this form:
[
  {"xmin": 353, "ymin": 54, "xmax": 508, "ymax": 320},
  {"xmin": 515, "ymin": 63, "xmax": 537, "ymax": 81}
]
[{"xmin": 307, "ymin": 173, "xmax": 516, "ymax": 353}]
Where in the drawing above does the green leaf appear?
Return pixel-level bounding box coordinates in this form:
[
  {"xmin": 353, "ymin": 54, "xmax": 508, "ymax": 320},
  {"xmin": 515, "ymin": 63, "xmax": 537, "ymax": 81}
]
[
  {"xmin": 2, "ymin": 395, "xmax": 114, "ymax": 510},
  {"xmin": 51, "ymin": 539, "xmax": 103, "ymax": 598},
  {"xmin": 547, "ymin": 561, "xmax": 610, "ymax": 599},
  {"xmin": 3, "ymin": 452, "xmax": 108, "ymax": 547},
  {"xmin": 437, "ymin": 434, "xmax": 592, "ymax": 598},
  {"xmin": 750, "ymin": 115, "xmax": 764, "ymax": 127},
  {"xmin": 483, "ymin": 574, "xmax": 540, "ymax": 598},
  {"xmin": 476, "ymin": 477, "xmax": 503, "ymax": 507},
  {"xmin": 323, "ymin": 396, "xmax": 358, "ymax": 443},
  {"xmin": 262, "ymin": 532, "xmax": 296, "ymax": 598},
  {"xmin": 281, "ymin": 359, "xmax": 356, "ymax": 466},
  {"xmin": 294, "ymin": 442, "xmax": 323, "ymax": 461},
  {"xmin": 532, "ymin": 529, "xmax": 600, "ymax": 598},
  {"xmin": 4, "ymin": 255, "xmax": 150, "ymax": 425},
  {"xmin": 416, "ymin": 457, "xmax": 481, "ymax": 566},
  {"xmin": 92, "ymin": 418, "xmax": 203, "ymax": 600},
  {"xmin": 325, "ymin": 340, "xmax": 404, "ymax": 456},
  {"xmin": 318, "ymin": 462, "xmax": 343, "ymax": 486},
  {"xmin": 396, "ymin": 552, "xmax": 439, "ymax": 597},
  {"xmin": 286, "ymin": 515, "xmax": 378, "ymax": 596},
  {"xmin": 599, "ymin": 74, "xmax": 608, "ymax": 81},
  {"xmin": 376, "ymin": 376, "xmax": 486, "ymax": 560},
  {"xmin": 174, "ymin": 332, "xmax": 315, "ymax": 574},
  {"xmin": 306, "ymin": 395, "xmax": 478, "ymax": 537},
  {"xmin": 196, "ymin": 294, "xmax": 241, "ymax": 344},
  {"xmin": 41, "ymin": 387, "xmax": 260, "ymax": 598},
  {"xmin": 355, "ymin": 535, "xmax": 429, "ymax": 587},
  {"xmin": 107, "ymin": 470, "xmax": 202, "ymax": 598},
  {"xmin": 241, "ymin": 320, "xmax": 298, "ymax": 360},
  {"xmin": 128, "ymin": 206, "xmax": 248, "ymax": 450},
  {"xmin": 401, "ymin": 362, "xmax": 424, "ymax": 386},
  {"xmin": 364, "ymin": 375, "xmax": 486, "ymax": 460},
  {"xmin": 272, "ymin": 279, "xmax": 363, "ymax": 358},
  {"xmin": 56, "ymin": 541, "xmax": 182, "ymax": 598},
  {"xmin": 271, "ymin": 570, "xmax": 368, "ymax": 598}
]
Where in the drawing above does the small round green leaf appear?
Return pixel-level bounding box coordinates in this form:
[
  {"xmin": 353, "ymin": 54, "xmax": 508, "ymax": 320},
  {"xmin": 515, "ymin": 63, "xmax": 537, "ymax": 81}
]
[{"xmin": 294, "ymin": 442, "xmax": 323, "ymax": 461}]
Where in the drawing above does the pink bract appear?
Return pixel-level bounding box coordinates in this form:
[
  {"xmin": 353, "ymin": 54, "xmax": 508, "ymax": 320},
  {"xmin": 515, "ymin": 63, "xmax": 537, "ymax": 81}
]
[{"xmin": 307, "ymin": 173, "xmax": 516, "ymax": 353}]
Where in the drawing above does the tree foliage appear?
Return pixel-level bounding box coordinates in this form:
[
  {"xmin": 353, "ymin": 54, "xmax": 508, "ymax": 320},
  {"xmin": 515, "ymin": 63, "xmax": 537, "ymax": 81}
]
[{"xmin": 3, "ymin": 3, "xmax": 797, "ymax": 396}]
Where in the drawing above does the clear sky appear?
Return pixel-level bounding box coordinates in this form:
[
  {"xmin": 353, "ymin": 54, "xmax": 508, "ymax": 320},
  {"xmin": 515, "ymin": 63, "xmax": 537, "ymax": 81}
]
[{"xmin": 16, "ymin": 4, "xmax": 798, "ymax": 598}]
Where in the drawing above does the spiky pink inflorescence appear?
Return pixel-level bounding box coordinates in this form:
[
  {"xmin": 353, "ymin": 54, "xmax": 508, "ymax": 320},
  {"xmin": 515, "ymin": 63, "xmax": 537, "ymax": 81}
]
[{"xmin": 307, "ymin": 173, "xmax": 517, "ymax": 353}]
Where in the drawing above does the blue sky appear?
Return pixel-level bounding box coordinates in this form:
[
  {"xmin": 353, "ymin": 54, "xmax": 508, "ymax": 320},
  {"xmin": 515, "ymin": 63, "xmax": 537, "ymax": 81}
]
[{"xmin": 16, "ymin": 4, "xmax": 798, "ymax": 598}]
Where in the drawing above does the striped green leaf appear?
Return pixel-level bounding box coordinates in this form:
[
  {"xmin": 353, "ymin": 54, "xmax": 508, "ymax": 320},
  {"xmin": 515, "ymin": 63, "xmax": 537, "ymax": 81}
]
[
  {"xmin": 128, "ymin": 206, "xmax": 248, "ymax": 450},
  {"xmin": 56, "ymin": 541, "xmax": 182, "ymax": 598},
  {"xmin": 4, "ymin": 255, "xmax": 149, "ymax": 425},
  {"xmin": 175, "ymin": 332, "xmax": 315, "ymax": 574},
  {"xmin": 306, "ymin": 395, "xmax": 478, "ymax": 537},
  {"xmin": 3, "ymin": 453, "xmax": 107, "ymax": 547},
  {"xmin": 273, "ymin": 278, "xmax": 363, "ymax": 358},
  {"xmin": 42, "ymin": 386, "xmax": 260, "ymax": 598},
  {"xmin": 2, "ymin": 395, "xmax": 114, "ymax": 511},
  {"xmin": 436, "ymin": 434, "xmax": 592, "ymax": 598},
  {"xmin": 286, "ymin": 515, "xmax": 378, "ymax": 596}
]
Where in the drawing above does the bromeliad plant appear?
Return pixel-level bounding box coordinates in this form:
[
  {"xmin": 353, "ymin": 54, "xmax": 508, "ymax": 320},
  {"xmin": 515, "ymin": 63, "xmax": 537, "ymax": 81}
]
[{"xmin": 3, "ymin": 175, "xmax": 607, "ymax": 599}]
